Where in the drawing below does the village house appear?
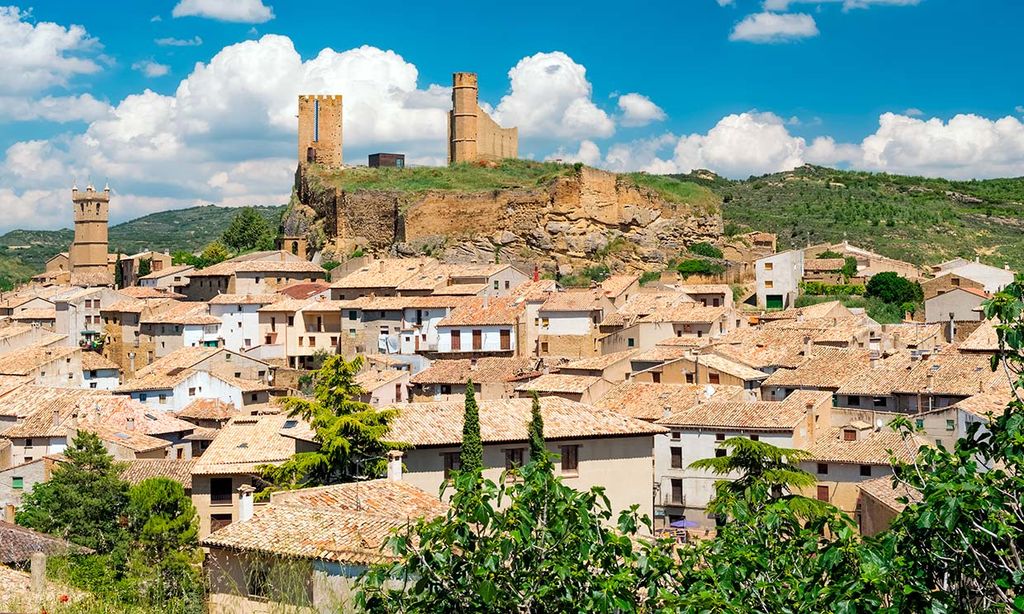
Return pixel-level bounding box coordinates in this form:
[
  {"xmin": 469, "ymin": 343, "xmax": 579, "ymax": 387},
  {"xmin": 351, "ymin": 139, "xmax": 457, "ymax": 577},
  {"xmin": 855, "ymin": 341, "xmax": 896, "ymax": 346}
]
[
  {"xmin": 191, "ymin": 413, "xmax": 308, "ymax": 537},
  {"xmin": 208, "ymin": 293, "xmax": 278, "ymax": 353},
  {"xmin": 120, "ymin": 458, "xmax": 198, "ymax": 494},
  {"xmin": 139, "ymin": 301, "xmax": 222, "ymax": 359},
  {"xmin": 515, "ymin": 373, "xmax": 614, "ymax": 405},
  {"xmin": 675, "ymin": 284, "xmax": 733, "ymax": 308},
  {"xmin": 117, "ymin": 251, "xmax": 174, "ymax": 288},
  {"xmin": 0, "ymin": 456, "xmax": 59, "ymax": 512},
  {"xmin": 100, "ymin": 297, "xmax": 179, "ymax": 378},
  {"xmin": 0, "ymin": 324, "xmax": 64, "ymax": 356},
  {"xmin": 555, "ymin": 349, "xmax": 637, "ymax": 382},
  {"xmin": 75, "ymin": 396, "xmax": 197, "ymax": 460},
  {"xmin": 924, "ymin": 258, "xmax": 1014, "ymax": 298},
  {"xmin": 80, "ymin": 351, "xmax": 121, "ymax": 389},
  {"xmin": 184, "ymin": 251, "xmax": 326, "ymax": 302},
  {"xmin": 755, "ymin": 249, "xmax": 804, "ymax": 309},
  {"xmin": 408, "ymin": 357, "xmax": 539, "ymax": 402},
  {"xmin": 598, "ymin": 274, "xmax": 641, "ymax": 309},
  {"xmin": 52, "ymin": 286, "xmax": 124, "ymax": 349},
  {"xmin": 857, "ymin": 476, "xmax": 921, "ymax": 537},
  {"xmin": 0, "ymin": 387, "xmax": 122, "ymax": 465},
  {"xmin": 761, "ymin": 347, "xmax": 874, "ymax": 401},
  {"xmin": 138, "ymin": 264, "xmax": 194, "ymax": 294},
  {"xmin": 632, "ymin": 350, "xmax": 767, "ymax": 394},
  {"xmin": 924, "ymin": 287, "xmax": 989, "ymax": 323},
  {"xmin": 536, "ymin": 289, "xmax": 609, "ymax": 358},
  {"xmin": 833, "ymin": 353, "xmax": 916, "ymax": 413},
  {"xmin": 395, "ymin": 262, "xmax": 530, "ymax": 298},
  {"xmin": 435, "ymin": 296, "xmax": 524, "ymax": 357},
  {"xmin": 0, "ymin": 289, "xmax": 59, "ymax": 318},
  {"xmin": 909, "ymin": 390, "xmax": 1005, "ymax": 449},
  {"xmin": 174, "ymin": 398, "xmax": 242, "ymax": 457},
  {"xmin": 654, "ymin": 390, "xmax": 834, "ymax": 529},
  {"xmin": 805, "ymin": 241, "xmax": 922, "ymax": 282},
  {"xmin": 355, "ymin": 368, "xmax": 410, "ymax": 405},
  {"xmin": 328, "ymin": 257, "xmax": 435, "ymax": 301},
  {"xmin": 800, "ymin": 421, "xmax": 926, "ymax": 522},
  {"xmin": 889, "ymin": 351, "xmax": 1008, "ymax": 413},
  {"xmin": 0, "ymin": 344, "xmax": 82, "ymax": 387},
  {"xmin": 382, "ymin": 397, "xmax": 666, "ymax": 520},
  {"xmin": 203, "ymin": 479, "xmax": 446, "ymax": 613},
  {"xmin": 254, "ymin": 297, "xmax": 346, "ymax": 369},
  {"xmin": 10, "ymin": 308, "xmax": 56, "ymax": 329}
]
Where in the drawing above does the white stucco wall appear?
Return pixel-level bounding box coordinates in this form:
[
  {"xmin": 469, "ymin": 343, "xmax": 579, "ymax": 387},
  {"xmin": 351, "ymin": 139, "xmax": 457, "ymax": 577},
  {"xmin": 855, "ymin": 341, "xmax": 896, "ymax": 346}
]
[{"xmin": 212, "ymin": 304, "xmax": 263, "ymax": 352}]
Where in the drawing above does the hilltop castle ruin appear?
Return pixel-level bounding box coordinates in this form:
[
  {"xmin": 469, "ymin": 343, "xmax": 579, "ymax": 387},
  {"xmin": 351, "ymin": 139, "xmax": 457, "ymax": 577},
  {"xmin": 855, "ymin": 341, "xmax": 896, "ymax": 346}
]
[
  {"xmin": 297, "ymin": 94, "xmax": 343, "ymax": 168},
  {"xmin": 448, "ymin": 72, "xmax": 518, "ymax": 164}
]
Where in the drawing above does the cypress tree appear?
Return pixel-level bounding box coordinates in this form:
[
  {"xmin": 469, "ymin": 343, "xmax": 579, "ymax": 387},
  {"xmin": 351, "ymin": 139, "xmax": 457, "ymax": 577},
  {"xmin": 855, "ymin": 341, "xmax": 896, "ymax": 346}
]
[
  {"xmin": 528, "ymin": 391, "xmax": 548, "ymax": 467},
  {"xmin": 460, "ymin": 380, "xmax": 483, "ymax": 476}
]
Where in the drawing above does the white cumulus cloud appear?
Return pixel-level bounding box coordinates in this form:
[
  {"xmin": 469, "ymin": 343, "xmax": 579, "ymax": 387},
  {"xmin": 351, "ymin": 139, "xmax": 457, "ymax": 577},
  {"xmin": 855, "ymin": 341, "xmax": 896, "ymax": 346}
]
[
  {"xmin": 764, "ymin": 0, "xmax": 920, "ymax": 10},
  {"xmin": 0, "ymin": 6, "xmax": 101, "ymax": 94},
  {"xmin": 172, "ymin": 0, "xmax": 274, "ymax": 23},
  {"xmin": 493, "ymin": 52, "xmax": 614, "ymax": 140},
  {"xmin": 132, "ymin": 60, "xmax": 170, "ymax": 78},
  {"xmin": 617, "ymin": 93, "xmax": 666, "ymax": 127},
  {"xmin": 730, "ymin": 12, "xmax": 819, "ymax": 43},
  {"xmin": 544, "ymin": 140, "xmax": 603, "ymax": 166},
  {"xmin": 155, "ymin": 35, "xmax": 203, "ymax": 47},
  {"xmin": 0, "ymin": 93, "xmax": 110, "ymax": 123}
]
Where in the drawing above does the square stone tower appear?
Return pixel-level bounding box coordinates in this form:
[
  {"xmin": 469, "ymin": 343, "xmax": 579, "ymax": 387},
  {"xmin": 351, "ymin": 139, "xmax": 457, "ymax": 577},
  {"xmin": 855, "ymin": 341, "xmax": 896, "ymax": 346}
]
[
  {"xmin": 448, "ymin": 72, "xmax": 518, "ymax": 165},
  {"xmin": 298, "ymin": 95, "xmax": 343, "ymax": 168},
  {"xmin": 69, "ymin": 183, "xmax": 112, "ymax": 286}
]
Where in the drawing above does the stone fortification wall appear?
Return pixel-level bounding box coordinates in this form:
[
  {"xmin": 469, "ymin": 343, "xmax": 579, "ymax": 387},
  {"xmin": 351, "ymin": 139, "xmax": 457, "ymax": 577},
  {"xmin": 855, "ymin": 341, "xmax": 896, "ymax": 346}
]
[{"xmin": 295, "ymin": 165, "xmax": 722, "ymax": 274}]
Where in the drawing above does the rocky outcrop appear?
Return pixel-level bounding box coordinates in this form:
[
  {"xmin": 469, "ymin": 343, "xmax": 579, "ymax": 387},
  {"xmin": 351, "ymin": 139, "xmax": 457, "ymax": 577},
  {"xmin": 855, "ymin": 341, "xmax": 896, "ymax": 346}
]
[{"xmin": 295, "ymin": 165, "xmax": 722, "ymax": 274}]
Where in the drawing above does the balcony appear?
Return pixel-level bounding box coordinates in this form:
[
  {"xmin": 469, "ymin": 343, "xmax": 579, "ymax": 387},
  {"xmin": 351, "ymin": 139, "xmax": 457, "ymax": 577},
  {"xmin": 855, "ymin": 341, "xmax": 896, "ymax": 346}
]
[{"xmin": 661, "ymin": 492, "xmax": 685, "ymax": 507}]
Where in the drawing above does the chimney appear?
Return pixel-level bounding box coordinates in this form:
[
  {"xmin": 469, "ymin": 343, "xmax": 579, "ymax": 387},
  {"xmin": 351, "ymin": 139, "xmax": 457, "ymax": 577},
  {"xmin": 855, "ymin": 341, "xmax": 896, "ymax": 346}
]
[
  {"xmin": 126, "ymin": 416, "xmax": 135, "ymax": 431},
  {"xmin": 4, "ymin": 503, "xmax": 15, "ymax": 523},
  {"xmin": 387, "ymin": 450, "xmax": 404, "ymax": 482},
  {"xmin": 803, "ymin": 335, "xmax": 812, "ymax": 357},
  {"xmin": 926, "ymin": 371, "xmax": 934, "ymax": 392},
  {"xmin": 237, "ymin": 484, "xmax": 256, "ymax": 522},
  {"xmin": 483, "ymin": 294, "xmax": 490, "ymax": 308},
  {"xmin": 796, "ymin": 309, "xmax": 804, "ymax": 323},
  {"xmin": 870, "ymin": 354, "xmax": 878, "ymax": 369},
  {"xmin": 51, "ymin": 409, "xmax": 60, "ymax": 428}
]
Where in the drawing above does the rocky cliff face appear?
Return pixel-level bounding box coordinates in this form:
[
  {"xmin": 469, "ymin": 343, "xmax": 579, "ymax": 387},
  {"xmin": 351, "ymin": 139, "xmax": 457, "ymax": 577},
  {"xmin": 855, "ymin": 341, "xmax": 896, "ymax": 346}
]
[{"xmin": 295, "ymin": 165, "xmax": 722, "ymax": 274}]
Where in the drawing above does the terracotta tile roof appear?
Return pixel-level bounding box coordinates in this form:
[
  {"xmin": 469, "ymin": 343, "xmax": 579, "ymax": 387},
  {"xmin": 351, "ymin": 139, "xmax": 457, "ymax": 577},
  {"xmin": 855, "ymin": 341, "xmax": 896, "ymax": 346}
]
[
  {"xmin": 116, "ymin": 368, "xmax": 198, "ymax": 392},
  {"xmin": 0, "ymin": 374, "xmax": 32, "ymax": 397},
  {"xmin": 948, "ymin": 390, "xmax": 1013, "ymax": 420},
  {"xmin": 140, "ymin": 301, "xmax": 219, "ymax": 325},
  {"xmin": 117, "ymin": 286, "xmax": 185, "ymax": 299},
  {"xmin": 0, "ymin": 521, "xmax": 88, "ymax": 564},
  {"xmin": 10, "ymin": 307, "xmax": 56, "ymax": 321},
  {"xmin": 858, "ymin": 476, "xmax": 921, "ymax": 512},
  {"xmin": 299, "ymin": 299, "xmax": 352, "ymax": 312},
  {"xmin": 599, "ymin": 275, "xmax": 639, "ymax": 298},
  {"xmin": 356, "ymin": 369, "xmax": 407, "ymax": 392},
  {"xmin": 120, "ymin": 459, "xmax": 198, "ymax": 486},
  {"xmin": 600, "ymin": 291, "xmax": 693, "ymax": 327},
  {"xmin": 81, "ymin": 351, "xmax": 120, "ymax": 371},
  {"xmin": 277, "ymin": 281, "xmax": 331, "ymax": 299},
  {"xmin": 762, "ymin": 347, "xmax": 873, "ymax": 389},
  {"xmin": 76, "ymin": 396, "xmax": 196, "ymax": 436},
  {"xmin": 339, "ymin": 295, "xmax": 474, "ymax": 311},
  {"xmin": 657, "ymin": 389, "xmax": 831, "ymax": 431},
  {"xmin": 176, "ymin": 398, "xmax": 239, "ymax": 421},
  {"xmin": 189, "ymin": 259, "xmax": 325, "ymax": 277},
  {"xmin": 804, "ymin": 258, "xmax": 846, "ymax": 272},
  {"xmin": 675, "ymin": 284, "xmax": 733, "ymax": 297},
  {"xmin": 630, "ymin": 345, "xmax": 692, "ymax": 364},
  {"xmin": 595, "ymin": 381, "xmax": 748, "ymax": 421},
  {"xmin": 0, "ymin": 324, "xmax": 33, "ymax": 339},
  {"xmin": 674, "ymin": 352, "xmax": 769, "ymax": 382},
  {"xmin": 0, "ymin": 344, "xmax": 79, "ymax": 376},
  {"xmin": 431, "ymin": 283, "xmax": 489, "ymax": 296},
  {"xmin": 835, "ymin": 353, "xmax": 916, "ymax": 396},
  {"xmin": 557, "ymin": 349, "xmax": 637, "ymax": 372},
  {"xmin": 437, "ymin": 297, "xmax": 521, "ymax": 327},
  {"xmin": 102, "ymin": 298, "xmax": 150, "ymax": 314},
  {"xmin": 132, "ymin": 346, "xmax": 223, "ymax": 378},
  {"xmin": 639, "ymin": 304, "xmax": 729, "ymax": 324},
  {"xmin": 410, "ymin": 357, "xmax": 538, "ymax": 385},
  {"xmin": 183, "ymin": 426, "xmax": 220, "ymax": 441},
  {"xmin": 959, "ymin": 319, "xmax": 999, "ymax": 352},
  {"xmin": 892, "ymin": 351, "xmax": 1008, "ymax": 396},
  {"xmin": 0, "ymin": 292, "xmax": 57, "ymax": 310},
  {"xmin": 0, "ymin": 385, "xmax": 107, "ymax": 421},
  {"xmin": 209, "ymin": 369, "xmax": 272, "ymax": 393},
  {"xmin": 507, "ymin": 279, "xmax": 558, "ymax": 302},
  {"xmin": 386, "ymin": 397, "xmax": 666, "ymax": 447},
  {"xmin": 886, "ymin": 323, "xmax": 943, "ymax": 348},
  {"xmin": 138, "ymin": 264, "xmax": 193, "ymax": 280},
  {"xmin": 539, "ymin": 289, "xmax": 606, "ymax": 312},
  {"xmin": 202, "ymin": 480, "xmax": 447, "ymax": 564},
  {"xmin": 804, "ymin": 424, "xmax": 928, "ymax": 465},
  {"xmin": 761, "ymin": 301, "xmax": 852, "ymax": 322},
  {"xmin": 257, "ymin": 297, "xmax": 311, "ymax": 313},
  {"xmin": 515, "ymin": 373, "xmax": 608, "ymax": 395},
  {"xmin": 208, "ymin": 293, "xmax": 279, "ymax": 305},
  {"xmin": 330, "ymin": 258, "xmax": 433, "ymax": 289},
  {"xmin": 192, "ymin": 414, "xmax": 298, "ymax": 475},
  {"xmin": 88, "ymin": 425, "xmax": 170, "ymax": 453}
]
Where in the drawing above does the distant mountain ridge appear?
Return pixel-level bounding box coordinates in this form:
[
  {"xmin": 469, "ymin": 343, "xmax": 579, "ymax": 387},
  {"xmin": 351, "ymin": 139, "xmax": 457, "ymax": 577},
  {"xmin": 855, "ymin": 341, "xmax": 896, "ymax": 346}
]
[
  {"xmin": 673, "ymin": 165, "xmax": 1024, "ymax": 270},
  {"xmin": 0, "ymin": 204, "xmax": 285, "ymax": 287}
]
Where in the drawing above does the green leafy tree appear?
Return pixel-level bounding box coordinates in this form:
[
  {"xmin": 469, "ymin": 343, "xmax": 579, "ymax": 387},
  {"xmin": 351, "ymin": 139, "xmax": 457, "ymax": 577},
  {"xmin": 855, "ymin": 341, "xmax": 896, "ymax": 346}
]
[
  {"xmin": 357, "ymin": 459, "xmax": 678, "ymax": 612},
  {"xmin": 676, "ymin": 258, "xmax": 726, "ymax": 278},
  {"xmin": 688, "ymin": 241, "xmax": 724, "ymax": 259},
  {"xmin": 865, "ymin": 271, "xmax": 923, "ymax": 305},
  {"xmin": 137, "ymin": 257, "xmax": 152, "ymax": 277},
  {"xmin": 459, "ymin": 380, "xmax": 483, "ymax": 478},
  {"xmin": 199, "ymin": 241, "xmax": 230, "ymax": 266},
  {"xmin": 259, "ymin": 355, "xmax": 406, "ymax": 491},
  {"xmin": 221, "ymin": 207, "xmax": 271, "ymax": 253},
  {"xmin": 842, "ymin": 255, "xmax": 858, "ymax": 279},
  {"xmin": 527, "ymin": 391, "xmax": 547, "ymax": 466},
  {"xmin": 16, "ymin": 431, "xmax": 129, "ymax": 553},
  {"xmin": 125, "ymin": 478, "xmax": 203, "ymax": 606}
]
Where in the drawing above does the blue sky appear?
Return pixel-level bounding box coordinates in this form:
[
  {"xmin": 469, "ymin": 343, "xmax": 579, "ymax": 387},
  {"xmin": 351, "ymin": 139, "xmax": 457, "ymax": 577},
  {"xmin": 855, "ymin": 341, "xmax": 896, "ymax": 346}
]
[{"xmin": 1, "ymin": 0, "xmax": 1022, "ymax": 231}]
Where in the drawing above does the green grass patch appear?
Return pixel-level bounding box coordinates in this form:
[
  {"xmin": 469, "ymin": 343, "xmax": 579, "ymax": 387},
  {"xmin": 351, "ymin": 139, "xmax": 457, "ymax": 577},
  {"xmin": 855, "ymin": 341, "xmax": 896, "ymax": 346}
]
[
  {"xmin": 315, "ymin": 159, "xmax": 576, "ymax": 193},
  {"xmin": 626, "ymin": 173, "xmax": 722, "ymax": 210}
]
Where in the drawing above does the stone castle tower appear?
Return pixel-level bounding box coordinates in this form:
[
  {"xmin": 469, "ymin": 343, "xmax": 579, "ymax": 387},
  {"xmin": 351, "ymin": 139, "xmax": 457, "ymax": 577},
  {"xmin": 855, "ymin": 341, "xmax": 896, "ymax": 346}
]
[
  {"xmin": 69, "ymin": 183, "xmax": 111, "ymax": 285},
  {"xmin": 448, "ymin": 72, "xmax": 518, "ymax": 165},
  {"xmin": 298, "ymin": 95, "xmax": 343, "ymax": 168}
]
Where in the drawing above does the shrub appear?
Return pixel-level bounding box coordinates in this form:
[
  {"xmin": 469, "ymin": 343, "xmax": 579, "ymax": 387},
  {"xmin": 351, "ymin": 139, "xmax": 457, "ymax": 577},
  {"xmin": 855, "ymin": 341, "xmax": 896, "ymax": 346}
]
[
  {"xmin": 639, "ymin": 271, "xmax": 661, "ymax": 286},
  {"xmin": 676, "ymin": 259, "xmax": 726, "ymax": 279},
  {"xmin": 688, "ymin": 242, "xmax": 724, "ymax": 259}
]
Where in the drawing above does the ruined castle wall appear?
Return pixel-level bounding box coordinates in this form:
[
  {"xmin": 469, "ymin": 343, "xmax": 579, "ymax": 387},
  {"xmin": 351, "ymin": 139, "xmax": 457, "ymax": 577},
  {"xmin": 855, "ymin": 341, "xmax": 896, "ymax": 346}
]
[{"xmin": 298, "ymin": 95, "xmax": 343, "ymax": 168}]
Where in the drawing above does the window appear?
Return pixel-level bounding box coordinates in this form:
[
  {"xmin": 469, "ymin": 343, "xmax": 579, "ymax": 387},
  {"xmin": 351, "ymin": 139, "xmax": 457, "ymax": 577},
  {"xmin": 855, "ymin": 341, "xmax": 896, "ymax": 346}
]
[
  {"xmin": 817, "ymin": 463, "xmax": 829, "ymax": 475},
  {"xmin": 560, "ymin": 445, "xmax": 579, "ymax": 474},
  {"xmin": 750, "ymin": 434, "xmax": 759, "ymax": 441},
  {"xmin": 245, "ymin": 560, "xmax": 270, "ymax": 599},
  {"xmin": 764, "ymin": 262, "xmax": 774, "ymax": 271},
  {"xmin": 440, "ymin": 385, "xmax": 452, "ymax": 395},
  {"xmin": 708, "ymin": 372, "xmax": 720, "ymax": 385},
  {"xmin": 816, "ymin": 485, "xmax": 829, "ymax": 501},
  {"xmin": 443, "ymin": 452, "xmax": 461, "ymax": 479},
  {"xmin": 685, "ymin": 372, "xmax": 694, "ymax": 384},
  {"xmin": 765, "ymin": 280, "xmax": 774, "ymax": 289},
  {"xmin": 451, "ymin": 330, "xmax": 461, "ymax": 351},
  {"xmin": 541, "ymin": 317, "xmax": 550, "ymax": 327},
  {"xmin": 715, "ymin": 448, "xmax": 727, "ymax": 458},
  {"xmin": 860, "ymin": 464, "xmax": 872, "ymax": 477},
  {"xmin": 843, "ymin": 429, "xmax": 857, "ymax": 441},
  {"xmin": 189, "ymin": 387, "xmax": 196, "ymax": 397},
  {"xmin": 652, "ymin": 372, "xmax": 661, "ymax": 384},
  {"xmin": 210, "ymin": 477, "xmax": 233, "ymax": 504},
  {"xmin": 210, "ymin": 513, "xmax": 232, "ymax": 532},
  {"xmin": 472, "ymin": 329, "xmax": 482, "ymax": 350},
  {"xmin": 670, "ymin": 447, "xmax": 683, "ymax": 469},
  {"xmin": 671, "ymin": 478, "xmax": 683, "ymax": 503},
  {"xmin": 504, "ymin": 280, "xmax": 510, "ymax": 289},
  {"xmin": 12, "ymin": 476, "xmax": 23, "ymax": 490},
  {"xmin": 287, "ymin": 316, "xmax": 294, "ymax": 326},
  {"xmin": 715, "ymin": 433, "xmax": 725, "ymax": 441},
  {"xmin": 500, "ymin": 329, "xmax": 511, "ymax": 350},
  {"xmin": 873, "ymin": 397, "xmax": 887, "ymax": 408},
  {"xmin": 847, "ymin": 395, "xmax": 861, "ymax": 407},
  {"xmin": 493, "ymin": 280, "xmax": 499, "ymax": 290},
  {"xmin": 158, "ymin": 394, "xmax": 167, "ymax": 404},
  {"xmin": 176, "ymin": 448, "xmax": 184, "ymax": 460},
  {"xmin": 504, "ymin": 448, "xmax": 524, "ymax": 470},
  {"xmin": 670, "ymin": 430, "xmax": 681, "ymax": 441},
  {"xmin": 139, "ymin": 394, "xmax": 147, "ymax": 402},
  {"xmin": 540, "ymin": 342, "xmax": 549, "ymax": 353},
  {"xmin": 946, "ymin": 419, "xmax": 955, "ymax": 431},
  {"xmin": 89, "ymin": 382, "xmax": 97, "ymax": 389},
  {"xmin": 250, "ymin": 393, "xmax": 258, "ymax": 402},
  {"xmin": 915, "ymin": 418, "xmax": 924, "ymax": 429},
  {"xmin": 348, "ymin": 310, "xmax": 357, "ymax": 321},
  {"xmin": 627, "ymin": 337, "xmax": 635, "ymax": 348}
]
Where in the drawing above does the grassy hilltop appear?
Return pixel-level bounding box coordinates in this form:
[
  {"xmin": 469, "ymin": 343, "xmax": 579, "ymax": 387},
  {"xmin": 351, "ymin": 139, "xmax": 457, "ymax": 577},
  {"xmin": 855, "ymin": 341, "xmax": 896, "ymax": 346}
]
[{"xmin": 674, "ymin": 164, "xmax": 1024, "ymax": 269}]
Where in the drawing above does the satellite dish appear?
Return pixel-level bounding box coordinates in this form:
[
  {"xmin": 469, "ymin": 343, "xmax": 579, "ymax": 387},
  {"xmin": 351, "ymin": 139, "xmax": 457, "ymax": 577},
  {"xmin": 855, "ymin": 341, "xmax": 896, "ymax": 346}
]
[{"xmin": 704, "ymin": 384, "xmax": 716, "ymax": 397}]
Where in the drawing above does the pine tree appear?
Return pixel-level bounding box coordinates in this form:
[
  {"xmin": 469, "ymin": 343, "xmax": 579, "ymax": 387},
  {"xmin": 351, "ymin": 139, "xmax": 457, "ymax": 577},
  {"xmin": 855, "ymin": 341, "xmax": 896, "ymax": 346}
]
[
  {"xmin": 16, "ymin": 431, "xmax": 130, "ymax": 552},
  {"xmin": 221, "ymin": 207, "xmax": 270, "ymax": 253},
  {"xmin": 528, "ymin": 391, "xmax": 548, "ymax": 467},
  {"xmin": 126, "ymin": 478, "xmax": 202, "ymax": 604},
  {"xmin": 459, "ymin": 380, "xmax": 483, "ymax": 476}
]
